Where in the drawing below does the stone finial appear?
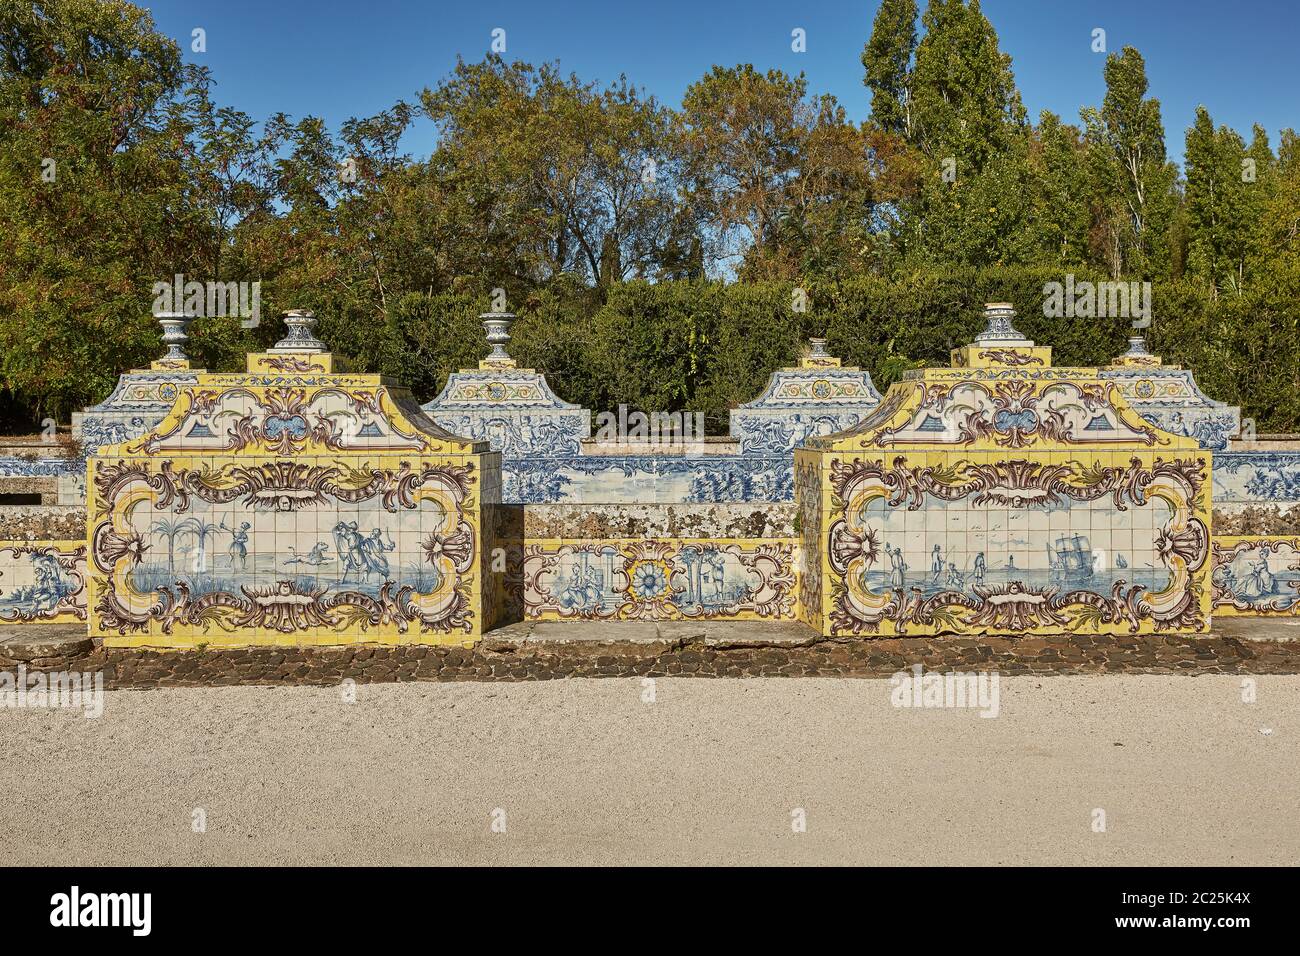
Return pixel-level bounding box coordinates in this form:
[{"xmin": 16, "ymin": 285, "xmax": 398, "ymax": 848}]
[
  {"xmin": 799, "ymin": 337, "xmax": 842, "ymax": 369},
  {"xmin": 974, "ymin": 302, "xmax": 1031, "ymax": 344},
  {"xmin": 1110, "ymin": 332, "xmax": 1161, "ymax": 368},
  {"xmin": 269, "ymin": 309, "xmax": 326, "ymax": 353},
  {"xmin": 155, "ymin": 310, "xmax": 191, "ymax": 363},
  {"xmin": 480, "ymin": 312, "xmax": 516, "ymax": 368}
]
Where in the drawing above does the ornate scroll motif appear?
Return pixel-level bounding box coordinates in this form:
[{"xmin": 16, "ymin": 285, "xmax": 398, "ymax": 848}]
[
  {"xmin": 977, "ymin": 349, "xmax": 1044, "ymax": 366},
  {"xmin": 826, "ymin": 455, "xmax": 1209, "ymax": 636},
  {"xmin": 0, "ymin": 543, "xmax": 87, "ymax": 623},
  {"xmin": 869, "ymin": 380, "xmax": 1161, "ymax": 448},
  {"xmin": 519, "ymin": 537, "xmax": 798, "ymax": 622}
]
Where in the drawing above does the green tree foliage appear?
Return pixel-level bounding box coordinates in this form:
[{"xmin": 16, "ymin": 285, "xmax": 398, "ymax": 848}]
[
  {"xmin": 421, "ymin": 56, "xmax": 677, "ymax": 288},
  {"xmin": 862, "ymin": 0, "xmax": 917, "ymax": 139},
  {"xmin": 1080, "ymin": 47, "xmax": 1179, "ymax": 279},
  {"xmin": 3, "ymin": 0, "xmax": 1300, "ymax": 440},
  {"xmin": 0, "ymin": 0, "xmax": 214, "ymax": 422},
  {"xmin": 677, "ymin": 64, "xmax": 879, "ymax": 279}
]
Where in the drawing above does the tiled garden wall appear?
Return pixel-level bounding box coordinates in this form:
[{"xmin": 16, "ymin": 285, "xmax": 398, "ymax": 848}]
[
  {"xmin": 0, "ymin": 539, "xmax": 86, "ymax": 625},
  {"xmin": 1213, "ymin": 451, "xmax": 1300, "ymax": 534},
  {"xmin": 1211, "ymin": 535, "xmax": 1300, "ymax": 616}
]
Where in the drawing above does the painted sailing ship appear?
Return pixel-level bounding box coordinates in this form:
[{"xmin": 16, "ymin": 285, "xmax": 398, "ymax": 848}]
[{"xmin": 1047, "ymin": 534, "xmax": 1094, "ymax": 581}]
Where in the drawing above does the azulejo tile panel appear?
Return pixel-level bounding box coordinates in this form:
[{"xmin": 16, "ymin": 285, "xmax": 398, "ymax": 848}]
[
  {"xmin": 822, "ymin": 452, "xmax": 1210, "ymax": 635},
  {"xmin": 799, "ymin": 309, "xmax": 1214, "ymax": 637},
  {"xmin": 503, "ymin": 456, "xmax": 794, "ymax": 504},
  {"xmin": 1099, "ymin": 363, "xmax": 1240, "ymax": 451},
  {"xmin": 422, "ymin": 365, "xmax": 590, "ymax": 458},
  {"xmin": 1213, "ymin": 452, "xmax": 1300, "ymax": 503},
  {"xmin": 730, "ymin": 357, "xmax": 882, "ymax": 455},
  {"xmin": 519, "ymin": 538, "xmax": 798, "ymax": 622},
  {"xmin": 1211, "ymin": 535, "xmax": 1300, "ymax": 616},
  {"xmin": 0, "ymin": 539, "xmax": 87, "ymax": 624},
  {"xmin": 86, "ymin": 342, "xmax": 499, "ymax": 648},
  {"xmin": 73, "ymin": 369, "xmax": 199, "ymax": 454}
]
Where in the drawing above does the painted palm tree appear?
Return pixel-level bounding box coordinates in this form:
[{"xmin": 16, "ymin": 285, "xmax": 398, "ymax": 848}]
[
  {"xmin": 148, "ymin": 517, "xmax": 196, "ymax": 573},
  {"xmin": 179, "ymin": 517, "xmax": 221, "ymax": 574}
]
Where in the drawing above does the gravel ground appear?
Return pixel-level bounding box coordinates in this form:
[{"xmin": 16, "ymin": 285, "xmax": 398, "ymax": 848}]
[{"xmin": 1, "ymin": 674, "xmax": 1296, "ymax": 866}]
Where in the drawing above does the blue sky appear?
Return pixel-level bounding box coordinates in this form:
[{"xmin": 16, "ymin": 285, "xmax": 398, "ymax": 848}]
[{"xmin": 140, "ymin": 0, "xmax": 1299, "ymax": 168}]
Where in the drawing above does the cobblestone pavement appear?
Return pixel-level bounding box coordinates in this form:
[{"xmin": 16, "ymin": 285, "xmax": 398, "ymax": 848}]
[{"xmin": 1, "ymin": 617, "xmax": 1298, "ymax": 687}]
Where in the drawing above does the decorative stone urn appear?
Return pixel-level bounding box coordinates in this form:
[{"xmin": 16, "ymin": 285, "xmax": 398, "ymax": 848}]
[
  {"xmin": 154, "ymin": 311, "xmax": 191, "ymax": 365},
  {"xmin": 270, "ymin": 308, "xmax": 327, "ymax": 353},
  {"xmin": 480, "ymin": 312, "xmax": 516, "ymax": 368}
]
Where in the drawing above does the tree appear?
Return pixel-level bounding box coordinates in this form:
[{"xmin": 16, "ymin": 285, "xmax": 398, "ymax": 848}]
[
  {"xmin": 148, "ymin": 517, "xmax": 193, "ymax": 572},
  {"xmin": 862, "ymin": 0, "xmax": 917, "ymax": 138},
  {"xmin": 677, "ymin": 64, "xmax": 877, "ymax": 277},
  {"xmin": 420, "ymin": 56, "xmax": 676, "ymax": 288},
  {"xmin": 1080, "ymin": 46, "xmax": 1179, "ymax": 278},
  {"xmin": 0, "ymin": 0, "xmax": 217, "ymax": 427},
  {"xmin": 1025, "ymin": 112, "xmax": 1092, "ymax": 266},
  {"xmin": 875, "ymin": 0, "xmax": 1033, "ymax": 267},
  {"xmin": 1184, "ymin": 106, "xmax": 1251, "ymax": 294},
  {"xmin": 908, "ymin": 0, "xmax": 1026, "ymax": 171}
]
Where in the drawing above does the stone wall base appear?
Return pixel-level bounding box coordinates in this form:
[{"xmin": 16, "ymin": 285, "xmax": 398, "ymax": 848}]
[{"xmin": 3, "ymin": 627, "xmax": 1299, "ymax": 687}]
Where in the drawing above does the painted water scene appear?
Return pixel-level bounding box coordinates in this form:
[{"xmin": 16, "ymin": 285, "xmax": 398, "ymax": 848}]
[
  {"xmin": 0, "ymin": 546, "xmax": 82, "ymax": 621},
  {"xmin": 529, "ymin": 544, "xmax": 762, "ymax": 616},
  {"xmin": 124, "ymin": 495, "xmax": 448, "ymax": 602},
  {"xmin": 856, "ymin": 495, "xmax": 1174, "ymax": 599},
  {"xmin": 1214, "ymin": 541, "xmax": 1300, "ymax": 611}
]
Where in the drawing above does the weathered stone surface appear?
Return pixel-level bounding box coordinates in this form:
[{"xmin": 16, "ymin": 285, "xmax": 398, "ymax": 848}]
[
  {"xmin": 520, "ymin": 502, "xmax": 797, "ymax": 539},
  {"xmin": 0, "ymin": 505, "xmax": 86, "ymax": 539},
  {"xmin": 2, "ymin": 621, "xmax": 1299, "ymax": 687},
  {"xmin": 0, "ymin": 623, "xmax": 93, "ymax": 660}
]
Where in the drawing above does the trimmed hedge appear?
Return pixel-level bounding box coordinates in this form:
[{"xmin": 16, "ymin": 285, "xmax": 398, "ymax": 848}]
[{"xmin": 8, "ymin": 267, "xmax": 1296, "ymax": 436}]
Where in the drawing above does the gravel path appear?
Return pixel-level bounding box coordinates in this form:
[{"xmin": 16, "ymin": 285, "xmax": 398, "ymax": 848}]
[{"xmin": 2, "ymin": 675, "xmax": 1295, "ymax": 865}]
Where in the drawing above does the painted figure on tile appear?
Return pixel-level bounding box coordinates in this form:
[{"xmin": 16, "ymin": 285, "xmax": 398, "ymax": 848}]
[
  {"xmin": 930, "ymin": 545, "xmax": 944, "ymax": 584},
  {"xmin": 30, "ymin": 553, "xmax": 73, "ymax": 611},
  {"xmin": 945, "ymin": 562, "xmax": 964, "ymax": 588},
  {"xmin": 0, "ymin": 551, "xmax": 77, "ymax": 616},
  {"xmin": 558, "ymin": 561, "xmax": 603, "ymax": 611},
  {"xmin": 699, "ymin": 549, "xmax": 727, "ymax": 603},
  {"xmin": 332, "ymin": 523, "xmax": 397, "ymax": 582},
  {"xmin": 885, "ymin": 545, "xmax": 907, "ymax": 589},
  {"xmin": 1236, "ymin": 543, "xmax": 1278, "ymax": 598},
  {"xmin": 220, "ymin": 520, "xmax": 251, "ymax": 570},
  {"xmin": 973, "ymin": 552, "xmax": 986, "ymax": 586},
  {"xmin": 333, "ymin": 522, "xmax": 366, "ymax": 581},
  {"xmin": 362, "ymin": 529, "xmax": 397, "ymax": 578}
]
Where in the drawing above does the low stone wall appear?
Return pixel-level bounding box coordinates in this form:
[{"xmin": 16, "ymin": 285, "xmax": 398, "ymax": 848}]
[
  {"xmin": 3, "ymin": 619, "xmax": 1299, "ymax": 686},
  {"xmin": 0, "ymin": 506, "xmax": 85, "ymax": 540}
]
